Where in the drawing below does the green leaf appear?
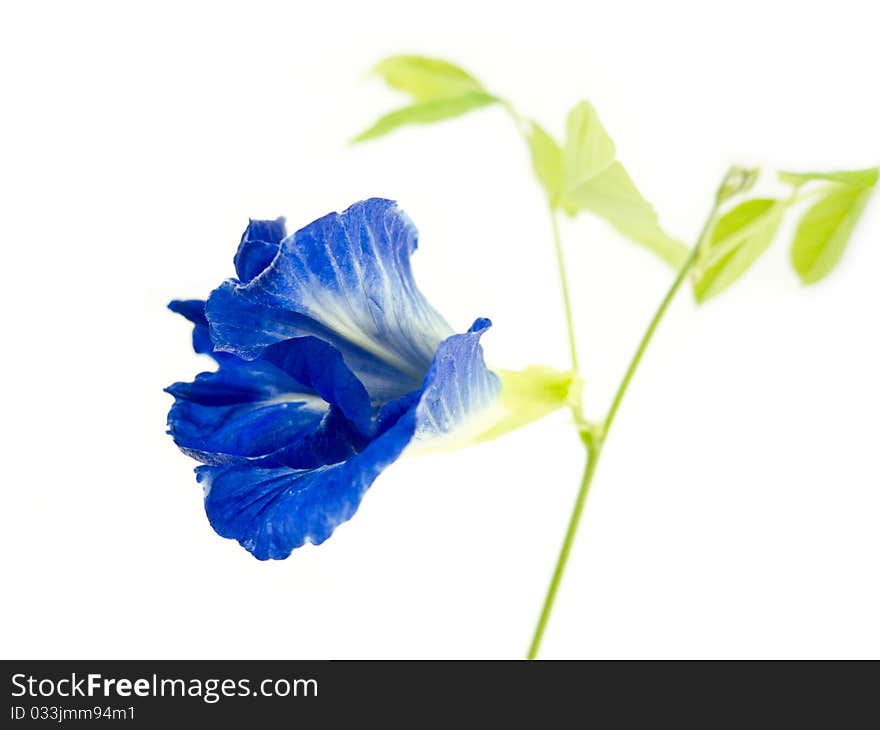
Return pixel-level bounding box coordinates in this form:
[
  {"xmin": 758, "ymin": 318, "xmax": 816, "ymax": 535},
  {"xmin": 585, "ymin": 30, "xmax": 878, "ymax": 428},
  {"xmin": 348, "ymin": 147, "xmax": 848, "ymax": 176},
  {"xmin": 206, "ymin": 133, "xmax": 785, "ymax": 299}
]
[
  {"xmin": 692, "ymin": 198, "xmax": 785, "ymax": 302},
  {"xmin": 352, "ymin": 91, "xmax": 498, "ymax": 142},
  {"xmin": 562, "ymin": 162, "xmax": 689, "ymax": 267},
  {"xmin": 554, "ymin": 99, "xmax": 683, "ymax": 267},
  {"xmin": 790, "ymin": 185, "xmax": 875, "ymax": 284},
  {"xmin": 562, "ymin": 101, "xmax": 616, "ymax": 192},
  {"xmin": 372, "ymin": 55, "xmax": 486, "ymax": 101},
  {"xmin": 526, "ymin": 121, "xmax": 564, "ymax": 204},
  {"xmin": 779, "ymin": 167, "xmax": 878, "ymax": 189}
]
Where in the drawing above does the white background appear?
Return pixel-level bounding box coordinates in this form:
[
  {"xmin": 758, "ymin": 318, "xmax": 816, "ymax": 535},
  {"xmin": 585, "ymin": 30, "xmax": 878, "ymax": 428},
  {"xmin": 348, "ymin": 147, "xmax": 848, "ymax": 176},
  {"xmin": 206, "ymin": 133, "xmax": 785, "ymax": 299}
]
[{"xmin": 2, "ymin": 0, "xmax": 878, "ymax": 659}]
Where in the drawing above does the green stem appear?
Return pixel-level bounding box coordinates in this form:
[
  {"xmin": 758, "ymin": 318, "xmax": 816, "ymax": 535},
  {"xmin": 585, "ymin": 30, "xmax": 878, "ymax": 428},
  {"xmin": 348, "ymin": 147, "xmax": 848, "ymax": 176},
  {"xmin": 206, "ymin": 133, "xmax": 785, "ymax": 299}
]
[
  {"xmin": 526, "ymin": 201, "xmax": 720, "ymax": 659},
  {"xmin": 503, "ymin": 101, "xmax": 581, "ymax": 391},
  {"xmin": 549, "ymin": 208, "xmax": 580, "ymax": 375},
  {"xmin": 527, "ymin": 441, "xmax": 599, "ymax": 659},
  {"xmin": 602, "ymin": 242, "xmax": 702, "ymax": 436}
]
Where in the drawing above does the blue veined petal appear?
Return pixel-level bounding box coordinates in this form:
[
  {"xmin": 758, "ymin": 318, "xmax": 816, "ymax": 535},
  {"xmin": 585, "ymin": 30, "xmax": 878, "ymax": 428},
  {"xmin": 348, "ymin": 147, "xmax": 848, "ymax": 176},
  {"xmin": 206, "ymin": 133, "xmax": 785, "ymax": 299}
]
[
  {"xmin": 234, "ymin": 217, "xmax": 286, "ymax": 283},
  {"xmin": 412, "ymin": 318, "xmax": 501, "ymax": 441},
  {"xmin": 169, "ymin": 392, "xmax": 363, "ymax": 468},
  {"xmin": 260, "ymin": 336, "xmax": 373, "ymax": 434},
  {"xmin": 241, "ymin": 217, "xmax": 287, "ymax": 245},
  {"xmin": 168, "ymin": 299, "xmax": 214, "ymax": 356},
  {"xmin": 166, "ymin": 360, "xmax": 355, "ymax": 468},
  {"xmin": 206, "ymin": 199, "xmax": 454, "ymax": 403},
  {"xmin": 205, "ymin": 284, "xmax": 413, "ymax": 406},
  {"xmin": 194, "ymin": 319, "xmax": 501, "ymax": 560},
  {"xmin": 166, "ymin": 337, "xmax": 373, "ymax": 466},
  {"xmin": 198, "ymin": 407, "xmax": 417, "ymax": 560}
]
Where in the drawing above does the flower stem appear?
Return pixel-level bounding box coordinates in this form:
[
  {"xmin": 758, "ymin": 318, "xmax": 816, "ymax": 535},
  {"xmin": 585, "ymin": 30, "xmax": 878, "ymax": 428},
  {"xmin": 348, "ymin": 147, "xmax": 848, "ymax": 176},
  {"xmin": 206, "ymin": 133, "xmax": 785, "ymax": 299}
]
[
  {"xmin": 549, "ymin": 207, "xmax": 580, "ymax": 374},
  {"xmin": 526, "ymin": 201, "xmax": 720, "ymax": 659},
  {"xmin": 602, "ymin": 242, "xmax": 703, "ymax": 436},
  {"xmin": 527, "ymin": 440, "xmax": 599, "ymax": 659},
  {"xmin": 503, "ymin": 102, "xmax": 581, "ymax": 385}
]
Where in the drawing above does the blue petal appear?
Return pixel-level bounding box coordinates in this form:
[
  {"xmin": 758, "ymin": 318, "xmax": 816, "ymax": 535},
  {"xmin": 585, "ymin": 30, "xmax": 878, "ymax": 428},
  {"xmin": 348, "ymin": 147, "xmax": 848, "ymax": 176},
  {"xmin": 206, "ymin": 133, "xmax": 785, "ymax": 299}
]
[
  {"xmin": 234, "ymin": 217, "xmax": 286, "ymax": 283},
  {"xmin": 261, "ymin": 337, "xmax": 372, "ymax": 434},
  {"xmin": 166, "ymin": 338, "xmax": 373, "ymax": 466},
  {"xmin": 193, "ymin": 320, "xmax": 500, "ymax": 560},
  {"xmin": 166, "ymin": 362, "xmax": 346, "ymax": 468},
  {"xmin": 206, "ymin": 199, "xmax": 454, "ymax": 402},
  {"xmin": 169, "ymin": 395, "xmax": 362, "ymax": 468},
  {"xmin": 241, "ymin": 217, "xmax": 286, "ymax": 245},
  {"xmin": 198, "ymin": 407, "xmax": 417, "ymax": 560},
  {"xmin": 205, "ymin": 285, "xmax": 412, "ymax": 406},
  {"xmin": 413, "ymin": 318, "xmax": 501, "ymax": 439},
  {"xmin": 169, "ymin": 299, "xmax": 214, "ymax": 355}
]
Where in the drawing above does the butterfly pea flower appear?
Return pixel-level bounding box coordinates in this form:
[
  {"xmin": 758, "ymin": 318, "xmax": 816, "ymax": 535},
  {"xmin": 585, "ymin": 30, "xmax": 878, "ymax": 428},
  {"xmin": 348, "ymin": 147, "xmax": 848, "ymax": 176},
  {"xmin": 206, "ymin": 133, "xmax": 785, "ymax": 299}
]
[{"xmin": 167, "ymin": 198, "xmax": 574, "ymax": 560}]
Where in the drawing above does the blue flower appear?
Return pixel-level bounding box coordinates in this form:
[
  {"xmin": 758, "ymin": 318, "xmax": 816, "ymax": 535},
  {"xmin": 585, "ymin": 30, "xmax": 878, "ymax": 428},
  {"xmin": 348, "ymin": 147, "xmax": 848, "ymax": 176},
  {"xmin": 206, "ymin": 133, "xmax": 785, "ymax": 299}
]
[{"xmin": 166, "ymin": 199, "xmax": 502, "ymax": 560}]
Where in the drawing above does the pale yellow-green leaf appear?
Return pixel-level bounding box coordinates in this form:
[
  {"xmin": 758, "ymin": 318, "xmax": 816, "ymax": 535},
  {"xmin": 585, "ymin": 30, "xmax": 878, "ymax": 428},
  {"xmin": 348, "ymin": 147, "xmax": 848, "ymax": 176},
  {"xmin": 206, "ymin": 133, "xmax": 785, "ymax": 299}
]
[
  {"xmin": 562, "ymin": 101, "xmax": 616, "ymax": 193},
  {"xmin": 790, "ymin": 185, "xmax": 875, "ymax": 284},
  {"xmin": 779, "ymin": 167, "xmax": 878, "ymax": 189},
  {"xmin": 562, "ymin": 162, "xmax": 689, "ymax": 267},
  {"xmin": 352, "ymin": 92, "xmax": 498, "ymax": 142},
  {"xmin": 526, "ymin": 120, "xmax": 564, "ymax": 204},
  {"xmin": 693, "ymin": 198, "xmax": 785, "ymax": 302},
  {"xmin": 372, "ymin": 55, "xmax": 486, "ymax": 101}
]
